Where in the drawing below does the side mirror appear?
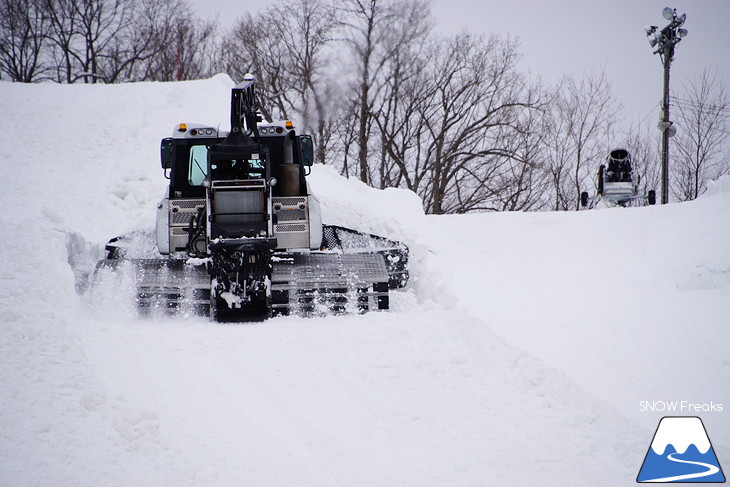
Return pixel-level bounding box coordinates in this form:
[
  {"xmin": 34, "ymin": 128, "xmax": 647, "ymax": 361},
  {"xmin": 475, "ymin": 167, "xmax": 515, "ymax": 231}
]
[
  {"xmin": 160, "ymin": 138, "xmax": 173, "ymax": 170},
  {"xmin": 299, "ymin": 135, "xmax": 314, "ymax": 167}
]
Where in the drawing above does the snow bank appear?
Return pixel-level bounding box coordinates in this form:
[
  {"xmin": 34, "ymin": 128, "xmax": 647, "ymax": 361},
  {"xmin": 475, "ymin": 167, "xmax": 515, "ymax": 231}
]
[
  {"xmin": 307, "ymin": 165, "xmax": 442, "ymax": 300},
  {"xmin": 0, "ymin": 74, "xmax": 234, "ymax": 243},
  {"xmin": 2, "ymin": 76, "xmax": 728, "ymax": 487},
  {"xmin": 703, "ymin": 173, "xmax": 730, "ymax": 197},
  {"xmin": 308, "ymin": 164, "xmax": 426, "ymax": 240}
]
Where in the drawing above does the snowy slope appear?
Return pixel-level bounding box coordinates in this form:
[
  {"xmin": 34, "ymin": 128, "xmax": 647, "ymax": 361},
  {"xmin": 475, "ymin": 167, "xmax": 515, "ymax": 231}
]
[{"xmin": 1, "ymin": 76, "xmax": 728, "ymax": 487}]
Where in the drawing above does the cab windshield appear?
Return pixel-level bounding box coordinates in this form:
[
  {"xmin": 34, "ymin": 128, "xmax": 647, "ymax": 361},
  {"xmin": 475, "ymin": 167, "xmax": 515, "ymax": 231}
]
[
  {"xmin": 188, "ymin": 145, "xmax": 208, "ymax": 186},
  {"xmin": 188, "ymin": 146, "xmax": 266, "ymax": 184},
  {"xmin": 210, "ymin": 153, "xmax": 265, "ymax": 181}
]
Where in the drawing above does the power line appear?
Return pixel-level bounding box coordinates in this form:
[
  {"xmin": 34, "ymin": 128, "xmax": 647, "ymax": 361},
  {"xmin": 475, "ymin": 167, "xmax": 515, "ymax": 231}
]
[
  {"xmin": 670, "ymin": 102, "xmax": 730, "ymax": 120},
  {"xmin": 670, "ymin": 98, "xmax": 730, "ymax": 116},
  {"xmin": 621, "ymin": 101, "xmax": 662, "ymax": 142}
]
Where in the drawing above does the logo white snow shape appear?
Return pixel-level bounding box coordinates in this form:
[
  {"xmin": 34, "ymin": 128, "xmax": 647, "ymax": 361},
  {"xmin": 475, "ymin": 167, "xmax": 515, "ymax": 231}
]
[{"xmin": 637, "ymin": 416, "xmax": 726, "ymax": 483}]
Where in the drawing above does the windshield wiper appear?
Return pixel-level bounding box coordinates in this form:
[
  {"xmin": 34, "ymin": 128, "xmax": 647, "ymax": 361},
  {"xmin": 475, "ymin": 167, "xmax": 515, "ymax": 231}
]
[{"xmin": 193, "ymin": 157, "xmax": 206, "ymax": 179}]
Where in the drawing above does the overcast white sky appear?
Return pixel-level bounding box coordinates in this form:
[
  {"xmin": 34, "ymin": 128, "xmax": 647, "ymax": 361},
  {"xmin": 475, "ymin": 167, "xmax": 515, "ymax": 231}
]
[{"xmin": 195, "ymin": 0, "xmax": 729, "ymax": 142}]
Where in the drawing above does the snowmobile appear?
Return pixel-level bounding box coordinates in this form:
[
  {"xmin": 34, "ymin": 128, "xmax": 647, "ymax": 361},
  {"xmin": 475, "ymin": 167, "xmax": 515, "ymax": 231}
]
[
  {"xmin": 580, "ymin": 148, "xmax": 656, "ymax": 208},
  {"xmin": 97, "ymin": 75, "xmax": 408, "ymax": 321}
]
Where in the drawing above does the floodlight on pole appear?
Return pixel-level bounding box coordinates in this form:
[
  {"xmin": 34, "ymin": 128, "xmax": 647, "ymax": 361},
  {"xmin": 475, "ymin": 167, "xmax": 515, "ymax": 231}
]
[
  {"xmin": 644, "ymin": 7, "xmax": 687, "ymax": 205},
  {"xmin": 644, "ymin": 25, "xmax": 658, "ymax": 47}
]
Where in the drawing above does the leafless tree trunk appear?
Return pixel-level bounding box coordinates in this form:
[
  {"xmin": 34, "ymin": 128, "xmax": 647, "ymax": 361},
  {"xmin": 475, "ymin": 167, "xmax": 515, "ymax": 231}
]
[
  {"xmin": 222, "ymin": 0, "xmax": 341, "ymax": 164},
  {"xmin": 545, "ymin": 71, "xmax": 621, "ymax": 210},
  {"xmin": 266, "ymin": 0, "xmax": 338, "ymax": 164},
  {"xmin": 97, "ymin": 0, "xmax": 167, "ymax": 82},
  {"xmin": 44, "ymin": 0, "xmax": 79, "ymax": 82},
  {"xmin": 34, "ymin": 0, "xmax": 214, "ymax": 83},
  {"xmin": 370, "ymin": 3, "xmax": 430, "ymax": 189},
  {"xmin": 138, "ymin": 1, "xmax": 217, "ymax": 82},
  {"xmin": 360, "ymin": 30, "xmax": 541, "ymax": 213},
  {"xmin": 491, "ymin": 83, "xmax": 551, "ymax": 211},
  {"xmin": 672, "ymin": 67, "xmax": 730, "ymax": 201},
  {"xmin": 544, "ymin": 92, "xmax": 574, "ymax": 211},
  {"xmin": 333, "ymin": 99, "xmax": 359, "ymax": 178},
  {"xmin": 340, "ymin": 0, "xmax": 379, "ymax": 184},
  {"xmin": 417, "ymin": 35, "xmax": 536, "ymax": 214},
  {"xmin": 220, "ymin": 13, "xmax": 282, "ymax": 120},
  {"xmin": 0, "ymin": 0, "xmax": 51, "ymax": 81},
  {"xmin": 66, "ymin": 0, "xmax": 135, "ymax": 83},
  {"xmin": 622, "ymin": 122, "xmax": 661, "ymax": 205},
  {"xmin": 338, "ymin": 0, "xmax": 430, "ymax": 184}
]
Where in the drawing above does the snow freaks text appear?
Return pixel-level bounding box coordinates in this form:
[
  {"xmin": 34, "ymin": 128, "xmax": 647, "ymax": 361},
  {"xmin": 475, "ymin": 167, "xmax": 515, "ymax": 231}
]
[{"xmin": 639, "ymin": 401, "xmax": 724, "ymax": 413}]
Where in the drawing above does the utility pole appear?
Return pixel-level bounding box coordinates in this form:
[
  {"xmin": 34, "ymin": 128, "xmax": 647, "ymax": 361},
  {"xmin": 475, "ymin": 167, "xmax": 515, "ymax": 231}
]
[
  {"xmin": 645, "ymin": 7, "xmax": 687, "ymax": 204},
  {"xmin": 660, "ymin": 42, "xmax": 672, "ymax": 205}
]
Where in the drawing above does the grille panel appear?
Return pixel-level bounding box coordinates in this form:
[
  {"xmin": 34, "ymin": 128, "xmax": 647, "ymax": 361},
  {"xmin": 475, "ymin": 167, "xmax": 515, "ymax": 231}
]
[
  {"xmin": 172, "ymin": 212, "xmax": 196, "ymax": 225},
  {"xmin": 173, "ymin": 199, "xmax": 205, "ymax": 209},
  {"xmin": 170, "ymin": 199, "xmax": 205, "ymax": 227},
  {"xmin": 277, "ymin": 209, "xmax": 306, "ymax": 221},
  {"xmin": 274, "ymin": 196, "xmax": 307, "ymax": 207},
  {"xmin": 276, "ymin": 224, "xmax": 307, "ymax": 233}
]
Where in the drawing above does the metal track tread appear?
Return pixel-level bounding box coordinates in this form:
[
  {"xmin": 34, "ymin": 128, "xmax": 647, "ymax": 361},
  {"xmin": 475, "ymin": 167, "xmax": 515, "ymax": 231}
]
[
  {"xmin": 97, "ymin": 253, "xmax": 391, "ymax": 318},
  {"xmin": 320, "ymin": 225, "xmax": 409, "ymax": 289},
  {"xmin": 270, "ymin": 252, "xmax": 390, "ymax": 316},
  {"xmin": 97, "ymin": 258, "xmax": 211, "ymax": 314},
  {"xmin": 272, "ymin": 253, "xmax": 387, "ymax": 286}
]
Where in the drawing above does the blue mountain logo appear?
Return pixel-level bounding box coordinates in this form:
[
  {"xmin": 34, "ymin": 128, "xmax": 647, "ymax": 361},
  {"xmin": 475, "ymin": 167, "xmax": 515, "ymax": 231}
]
[{"xmin": 637, "ymin": 416, "xmax": 725, "ymax": 483}]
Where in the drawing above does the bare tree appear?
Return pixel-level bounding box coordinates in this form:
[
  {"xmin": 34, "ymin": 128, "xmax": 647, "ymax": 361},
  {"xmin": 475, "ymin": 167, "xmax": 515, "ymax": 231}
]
[
  {"xmin": 543, "ymin": 88, "xmax": 576, "ymax": 211},
  {"xmin": 420, "ymin": 34, "xmax": 525, "ymax": 213},
  {"xmin": 221, "ymin": 0, "xmax": 340, "ymax": 163},
  {"xmin": 370, "ymin": 33, "xmax": 537, "ymax": 213},
  {"xmin": 96, "ymin": 0, "xmax": 169, "ymax": 82},
  {"xmin": 672, "ymin": 67, "xmax": 730, "ymax": 201},
  {"xmin": 373, "ymin": 52, "xmax": 430, "ymax": 189},
  {"xmin": 490, "ymin": 82, "xmax": 552, "ymax": 211},
  {"xmin": 66, "ymin": 0, "xmax": 136, "ymax": 83},
  {"xmin": 44, "ymin": 0, "xmax": 79, "ymax": 82},
  {"xmin": 136, "ymin": 0, "xmax": 217, "ymax": 82},
  {"xmin": 265, "ymin": 0, "xmax": 338, "ymax": 164},
  {"xmin": 338, "ymin": 0, "xmax": 430, "ymax": 184},
  {"xmin": 622, "ymin": 122, "xmax": 661, "ymax": 205},
  {"xmin": 38, "ymin": 0, "xmax": 216, "ymax": 83},
  {"xmin": 221, "ymin": 11, "xmax": 299, "ymax": 121},
  {"xmin": 368, "ymin": 1, "xmax": 432, "ymax": 189},
  {"xmin": 333, "ymin": 99, "xmax": 360, "ymax": 178},
  {"xmin": 545, "ymin": 71, "xmax": 621, "ymax": 210},
  {"xmin": 0, "ymin": 0, "xmax": 51, "ymax": 82}
]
